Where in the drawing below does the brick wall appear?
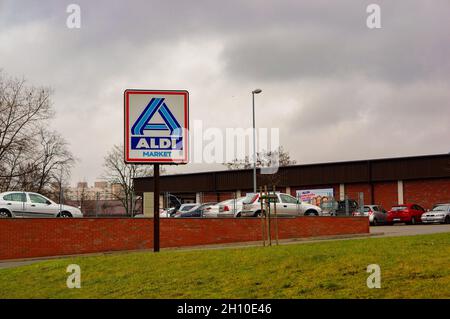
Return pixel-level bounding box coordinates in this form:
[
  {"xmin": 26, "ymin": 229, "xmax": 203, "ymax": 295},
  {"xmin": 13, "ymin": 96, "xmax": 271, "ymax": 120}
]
[
  {"xmin": 404, "ymin": 178, "xmax": 450, "ymax": 210},
  {"xmin": 373, "ymin": 182, "xmax": 398, "ymax": 210},
  {"xmin": 0, "ymin": 217, "xmax": 369, "ymax": 261},
  {"xmin": 344, "ymin": 183, "xmax": 373, "ymax": 204}
]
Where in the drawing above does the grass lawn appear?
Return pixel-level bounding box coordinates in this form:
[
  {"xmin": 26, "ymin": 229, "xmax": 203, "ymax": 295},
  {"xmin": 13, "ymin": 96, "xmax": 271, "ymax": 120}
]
[{"xmin": 0, "ymin": 232, "xmax": 449, "ymax": 299}]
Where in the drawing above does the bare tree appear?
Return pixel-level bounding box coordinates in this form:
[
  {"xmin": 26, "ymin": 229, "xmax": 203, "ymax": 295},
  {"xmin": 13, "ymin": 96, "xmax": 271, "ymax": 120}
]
[
  {"xmin": 224, "ymin": 146, "xmax": 297, "ymax": 187},
  {"xmin": 0, "ymin": 71, "xmax": 74, "ymax": 193},
  {"xmin": 224, "ymin": 146, "xmax": 296, "ymax": 170},
  {"xmin": 102, "ymin": 145, "xmax": 155, "ymax": 216},
  {"xmin": 16, "ymin": 128, "xmax": 74, "ymax": 194}
]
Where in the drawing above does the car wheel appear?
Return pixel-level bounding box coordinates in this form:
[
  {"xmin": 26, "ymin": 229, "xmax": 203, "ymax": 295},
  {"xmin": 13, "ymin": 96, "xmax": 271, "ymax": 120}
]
[
  {"xmin": 410, "ymin": 217, "xmax": 416, "ymax": 225},
  {"xmin": 59, "ymin": 211, "xmax": 73, "ymax": 218},
  {"xmin": 304, "ymin": 210, "xmax": 318, "ymax": 216},
  {"xmin": 444, "ymin": 216, "xmax": 450, "ymax": 224},
  {"xmin": 0, "ymin": 209, "xmax": 11, "ymax": 218},
  {"xmin": 236, "ymin": 212, "xmax": 241, "ymax": 218},
  {"xmin": 254, "ymin": 210, "xmax": 264, "ymax": 217},
  {"xmin": 372, "ymin": 218, "xmax": 378, "ymax": 226}
]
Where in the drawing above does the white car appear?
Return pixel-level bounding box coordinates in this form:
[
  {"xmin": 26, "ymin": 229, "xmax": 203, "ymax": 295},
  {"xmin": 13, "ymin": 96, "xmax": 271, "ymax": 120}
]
[
  {"xmin": 0, "ymin": 191, "xmax": 83, "ymax": 218},
  {"xmin": 352, "ymin": 205, "xmax": 388, "ymax": 226},
  {"xmin": 240, "ymin": 192, "xmax": 322, "ymax": 217},
  {"xmin": 421, "ymin": 204, "xmax": 450, "ymax": 224},
  {"xmin": 204, "ymin": 197, "xmax": 246, "ymax": 218},
  {"xmin": 160, "ymin": 207, "xmax": 177, "ymax": 218}
]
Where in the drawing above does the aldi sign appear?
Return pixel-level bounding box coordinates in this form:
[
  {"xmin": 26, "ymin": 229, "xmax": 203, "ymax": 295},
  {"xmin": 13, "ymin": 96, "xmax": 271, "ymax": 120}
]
[{"xmin": 124, "ymin": 89, "xmax": 189, "ymax": 164}]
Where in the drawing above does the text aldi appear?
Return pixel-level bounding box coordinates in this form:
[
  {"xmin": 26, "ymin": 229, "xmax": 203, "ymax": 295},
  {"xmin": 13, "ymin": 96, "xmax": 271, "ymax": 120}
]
[{"xmin": 124, "ymin": 89, "xmax": 189, "ymax": 164}]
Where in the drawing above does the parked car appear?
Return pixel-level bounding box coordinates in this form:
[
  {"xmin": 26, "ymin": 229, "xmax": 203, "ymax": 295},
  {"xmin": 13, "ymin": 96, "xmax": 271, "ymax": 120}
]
[
  {"xmin": 175, "ymin": 202, "xmax": 217, "ymax": 217},
  {"xmin": 352, "ymin": 205, "xmax": 388, "ymax": 225},
  {"xmin": 386, "ymin": 203, "xmax": 425, "ymax": 225},
  {"xmin": 240, "ymin": 192, "xmax": 322, "ymax": 217},
  {"xmin": 160, "ymin": 207, "xmax": 178, "ymax": 218},
  {"xmin": 421, "ymin": 204, "xmax": 450, "ymax": 224},
  {"xmin": 0, "ymin": 191, "xmax": 83, "ymax": 218},
  {"xmin": 204, "ymin": 197, "xmax": 246, "ymax": 218},
  {"xmin": 332, "ymin": 199, "xmax": 359, "ymax": 216},
  {"xmin": 176, "ymin": 203, "xmax": 200, "ymax": 214}
]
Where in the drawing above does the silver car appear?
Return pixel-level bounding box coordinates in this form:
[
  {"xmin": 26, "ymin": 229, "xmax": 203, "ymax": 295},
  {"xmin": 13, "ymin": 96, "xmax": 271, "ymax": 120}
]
[
  {"xmin": 240, "ymin": 192, "xmax": 322, "ymax": 217},
  {"xmin": 204, "ymin": 197, "xmax": 246, "ymax": 218},
  {"xmin": 421, "ymin": 204, "xmax": 450, "ymax": 224},
  {"xmin": 352, "ymin": 205, "xmax": 387, "ymax": 225},
  {"xmin": 0, "ymin": 191, "xmax": 83, "ymax": 218}
]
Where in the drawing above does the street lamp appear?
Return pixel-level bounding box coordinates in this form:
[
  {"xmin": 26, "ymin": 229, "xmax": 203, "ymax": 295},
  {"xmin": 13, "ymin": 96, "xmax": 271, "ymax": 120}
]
[{"xmin": 252, "ymin": 89, "xmax": 262, "ymax": 193}]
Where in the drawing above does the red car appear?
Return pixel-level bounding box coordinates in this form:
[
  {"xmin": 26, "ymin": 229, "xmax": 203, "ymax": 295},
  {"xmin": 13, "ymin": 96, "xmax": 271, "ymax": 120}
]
[{"xmin": 386, "ymin": 203, "xmax": 425, "ymax": 225}]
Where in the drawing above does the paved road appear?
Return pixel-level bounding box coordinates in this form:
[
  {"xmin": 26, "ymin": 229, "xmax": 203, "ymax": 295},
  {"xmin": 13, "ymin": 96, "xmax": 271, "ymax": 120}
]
[
  {"xmin": 0, "ymin": 260, "xmax": 37, "ymax": 270},
  {"xmin": 371, "ymin": 224, "xmax": 450, "ymax": 237}
]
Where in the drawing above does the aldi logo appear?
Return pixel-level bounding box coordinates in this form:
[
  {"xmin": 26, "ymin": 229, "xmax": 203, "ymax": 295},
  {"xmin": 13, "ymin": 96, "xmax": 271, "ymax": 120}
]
[{"xmin": 124, "ymin": 89, "xmax": 189, "ymax": 164}]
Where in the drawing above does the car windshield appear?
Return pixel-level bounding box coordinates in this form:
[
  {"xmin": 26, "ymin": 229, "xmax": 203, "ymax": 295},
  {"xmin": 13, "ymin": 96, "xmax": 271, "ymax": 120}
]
[
  {"xmin": 199, "ymin": 203, "xmax": 215, "ymax": 209},
  {"xmin": 242, "ymin": 193, "xmax": 258, "ymax": 204},
  {"xmin": 219, "ymin": 198, "xmax": 246, "ymax": 206},
  {"xmin": 391, "ymin": 206, "xmax": 407, "ymax": 211},
  {"xmin": 432, "ymin": 205, "xmax": 448, "ymax": 211},
  {"xmin": 218, "ymin": 199, "xmax": 234, "ymax": 206},
  {"xmin": 180, "ymin": 204, "xmax": 196, "ymax": 211}
]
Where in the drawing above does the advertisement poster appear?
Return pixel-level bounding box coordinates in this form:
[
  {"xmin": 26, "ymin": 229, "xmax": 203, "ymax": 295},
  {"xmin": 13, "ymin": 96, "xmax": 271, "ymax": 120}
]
[{"xmin": 296, "ymin": 188, "xmax": 334, "ymax": 206}]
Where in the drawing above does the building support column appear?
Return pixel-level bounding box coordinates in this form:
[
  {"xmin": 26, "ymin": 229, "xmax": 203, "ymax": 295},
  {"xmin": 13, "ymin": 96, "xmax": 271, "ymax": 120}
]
[
  {"xmin": 285, "ymin": 187, "xmax": 291, "ymax": 196},
  {"xmin": 339, "ymin": 184, "xmax": 345, "ymax": 201},
  {"xmin": 397, "ymin": 180, "xmax": 404, "ymax": 205},
  {"xmin": 195, "ymin": 192, "xmax": 201, "ymax": 203}
]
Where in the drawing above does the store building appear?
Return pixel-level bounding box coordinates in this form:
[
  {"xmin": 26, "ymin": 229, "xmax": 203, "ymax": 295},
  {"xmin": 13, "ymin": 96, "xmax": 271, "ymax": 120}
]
[{"xmin": 134, "ymin": 153, "xmax": 450, "ymax": 211}]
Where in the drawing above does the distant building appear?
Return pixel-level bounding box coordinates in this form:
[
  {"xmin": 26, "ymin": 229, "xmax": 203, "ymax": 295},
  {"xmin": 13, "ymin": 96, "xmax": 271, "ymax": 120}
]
[
  {"xmin": 66, "ymin": 181, "xmax": 116, "ymax": 201},
  {"xmin": 94, "ymin": 181, "xmax": 108, "ymax": 189},
  {"xmin": 77, "ymin": 182, "xmax": 88, "ymax": 189}
]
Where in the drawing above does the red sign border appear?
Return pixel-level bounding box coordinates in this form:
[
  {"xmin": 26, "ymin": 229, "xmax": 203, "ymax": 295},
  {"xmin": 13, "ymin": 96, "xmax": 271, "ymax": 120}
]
[{"xmin": 124, "ymin": 89, "xmax": 189, "ymax": 164}]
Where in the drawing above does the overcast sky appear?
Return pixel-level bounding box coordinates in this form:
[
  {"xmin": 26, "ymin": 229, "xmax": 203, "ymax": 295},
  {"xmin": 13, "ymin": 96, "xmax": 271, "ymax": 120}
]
[{"xmin": 1, "ymin": 0, "xmax": 449, "ymax": 186}]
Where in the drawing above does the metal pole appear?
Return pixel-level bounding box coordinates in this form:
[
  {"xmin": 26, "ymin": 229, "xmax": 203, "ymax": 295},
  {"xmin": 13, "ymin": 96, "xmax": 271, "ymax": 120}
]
[
  {"xmin": 131, "ymin": 191, "xmax": 134, "ymax": 218},
  {"xmin": 345, "ymin": 195, "xmax": 349, "ymax": 216},
  {"xmin": 252, "ymin": 93, "xmax": 257, "ymax": 193},
  {"xmin": 59, "ymin": 166, "xmax": 63, "ymax": 213},
  {"xmin": 96, "ymin": 192, "xmax": 99, "ymax": 218},
  {"xmin": 265, "ymin": 185, "xmax": 271, "ymax": 246},
  {"xmin": 154, "ymin": 164, "xmax": 160, "ymax": 252},
  {"xmin": 260, "ymin": 187, "xmax": 265, "ymax": 247},
  {"xmin": 273, "ymin": 185, "xmax": 279, "ymax": 245}
]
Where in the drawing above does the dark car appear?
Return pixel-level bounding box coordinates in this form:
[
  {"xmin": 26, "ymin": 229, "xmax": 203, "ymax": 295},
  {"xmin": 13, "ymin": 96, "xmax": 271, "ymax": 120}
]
[
  {"xmin": 333, "ymin": 199, "xmax": 359, "ymax": 216},
  {"xmin": 177, "ymin": 202, "xmax": 217, "ymax": 217}
]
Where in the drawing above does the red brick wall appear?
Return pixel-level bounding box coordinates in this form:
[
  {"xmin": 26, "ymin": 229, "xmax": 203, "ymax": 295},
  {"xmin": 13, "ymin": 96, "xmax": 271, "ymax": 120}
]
[
  {"xmin": 0, "ymin": 217, "xmax": 369, "ymax": 261},
  {"xmin": 201, "ymin": 192, "xmax": 239, "ymax": 203},
  {"xmin": 404, "ymin": 178, "xmax": 450, "ymax": 210},
  {"xmin": 201, "ymin": 193, "xmax": 220, "ymax": 203},
  {"xmin": 344, "ymin": 183, "xmax": 373, "ymax": 204},
  {"xmin": 373, "ymin": 182, "xmax": 398, "ymax": 210},
  {"xmin": 0, "ymin": 219, "xmax": 152, "ymax": 261}
]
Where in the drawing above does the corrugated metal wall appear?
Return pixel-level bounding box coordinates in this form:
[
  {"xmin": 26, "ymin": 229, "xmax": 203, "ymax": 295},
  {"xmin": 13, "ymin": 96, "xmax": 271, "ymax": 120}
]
[{"xmin": 134, "ymin": 154, "xmax": 450, "ymax": 193}]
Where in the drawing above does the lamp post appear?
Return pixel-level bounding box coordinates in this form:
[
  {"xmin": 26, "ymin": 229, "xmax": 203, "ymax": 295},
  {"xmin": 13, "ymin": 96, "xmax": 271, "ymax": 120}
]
[{"xmin": 252, "ymin": 89, "xmax": 262, "ymax": 193}]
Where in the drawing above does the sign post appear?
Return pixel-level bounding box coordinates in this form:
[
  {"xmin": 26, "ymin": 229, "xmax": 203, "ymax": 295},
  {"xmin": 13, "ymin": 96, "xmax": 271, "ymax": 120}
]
[
  {"xmin": 153, "ymin": 163, "xmax": 160, "ymax": 252},
  {"xmin": 124, "ymin": 89, "xmax": 189, "ymax": 252}
]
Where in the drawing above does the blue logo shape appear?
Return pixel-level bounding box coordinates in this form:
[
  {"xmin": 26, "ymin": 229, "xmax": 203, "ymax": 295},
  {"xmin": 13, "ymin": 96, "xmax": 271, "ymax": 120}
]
[{"xmin": 131, "ymin": 98, "xmax": 181, "ymax": 136}]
